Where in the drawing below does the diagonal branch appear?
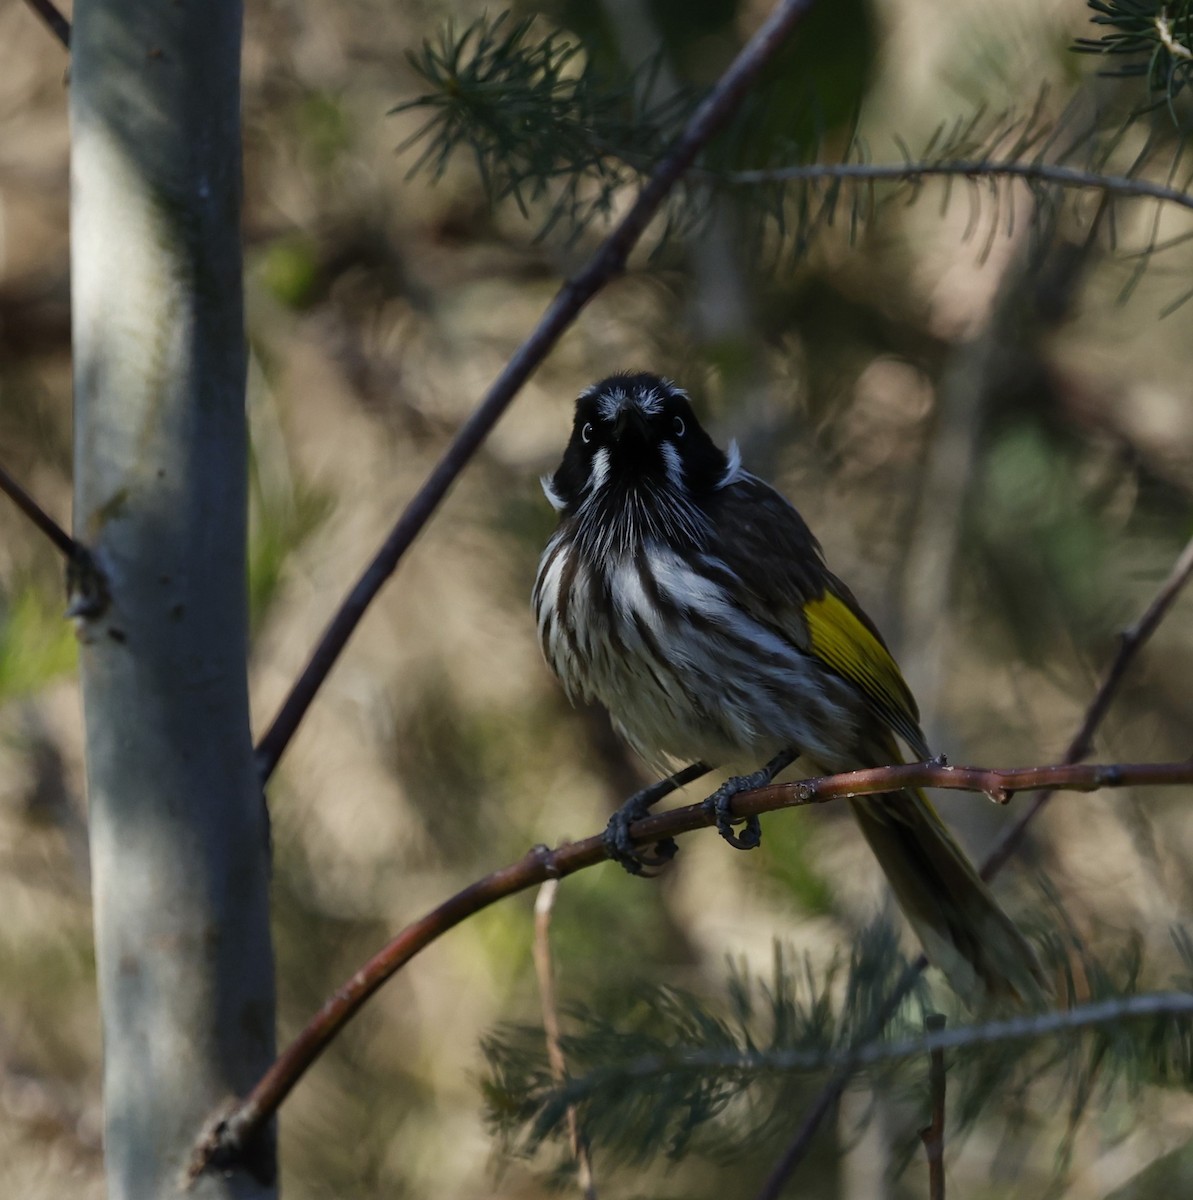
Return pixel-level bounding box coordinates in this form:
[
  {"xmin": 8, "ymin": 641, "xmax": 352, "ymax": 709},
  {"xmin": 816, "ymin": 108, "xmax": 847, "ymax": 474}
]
[
  {"xmin": 188, "ymin": 754, "xmax": 1193, "ymax": 1177},
  {"xmin": 21, "ymin": 0, "xmax": 70, "ymax": 49},
  {"xmin": 252, "ymin": 0, "xmax": 820, "ymax": 784},
  {"xmin": 0, "ymin": 459, "xmax": 78, "ymax": 559},
  {"xmin": 0, "ymin": 461, "xmax": 110, "ymax": 621},
  {"xmin": 981, "ymin": 532, "xmax": 1193, "ymax": 881},
  {"xmin": 754, "ymin": 531, "xmax": 1193, "ymax": 1199}
]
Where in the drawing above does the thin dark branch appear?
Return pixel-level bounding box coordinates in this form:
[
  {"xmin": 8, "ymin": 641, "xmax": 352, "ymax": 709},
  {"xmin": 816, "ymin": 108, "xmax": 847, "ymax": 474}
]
[
  {"xmin": 0, "ymin": 459, "xmax": 78, "ymax": 558},
  {"xmin": 875, "ymin": 991, "xmax": 1193, "ymax": 1064},
  {"xmin": 919, "ymin": 1014, "xmax": 947, "ymax": 1200},
  {"xmin": 754, "ymin": 531, "xmax": 1193, "ymax": 1199},
  {"xmin": 21, "ymin": 0, "xmax": 70, "ymax": 48},
  {"xmin": 252, "ymin": 0, "xmax": 820, "ymax": 784},
  {"xmin": 980, "ymin": 531, "xmax": 1193, "ymax": 881},
  {"xmin": 189, "ymin": 754, "xmax": 1193, "ymax": 1177},
  {"xmin": 722, "ymin": 159, "xmax": 1193, "ymax": 213}
]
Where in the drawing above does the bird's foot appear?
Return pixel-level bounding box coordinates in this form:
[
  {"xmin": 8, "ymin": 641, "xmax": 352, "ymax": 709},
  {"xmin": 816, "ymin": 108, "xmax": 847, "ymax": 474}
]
[
  {"xmin": 603, "ymin": 763, "xmax": 709, "ymax": 876},
  {"xmin": 702, "ymin": 749, "xmax": 798, "ymax": 850},
  {"xmin": 603, "ymin": 800, "xmax": 676, "ymax": 876}
]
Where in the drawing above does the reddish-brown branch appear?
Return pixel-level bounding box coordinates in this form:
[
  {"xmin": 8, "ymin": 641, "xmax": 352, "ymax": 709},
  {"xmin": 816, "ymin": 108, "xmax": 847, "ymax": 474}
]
[
  {"xmin": 21, "ymin": 0, "xmax": 70, "ymax": 48},
  {"xmin": 188, "ymin": 755, "xmax": 1193, "ymax": 1177},
  {"xmin": 252, "ymin": 0, "xmax": 820, "ymax": 784},
  {"xmin": 748, "ymin": 759, "xmax": 1191, "ymax": 809}
]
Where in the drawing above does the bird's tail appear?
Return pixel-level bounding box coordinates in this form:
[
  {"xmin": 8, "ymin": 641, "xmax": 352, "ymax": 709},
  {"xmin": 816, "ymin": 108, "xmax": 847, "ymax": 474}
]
[{"xmin": 847, "ymin": 774, "xmax": 1045, "ymax": 1007}]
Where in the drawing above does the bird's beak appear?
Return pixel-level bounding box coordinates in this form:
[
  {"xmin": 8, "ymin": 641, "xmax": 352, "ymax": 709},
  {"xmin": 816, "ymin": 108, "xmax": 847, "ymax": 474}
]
[{"xmin": 611, "ymin": 401, "xmax": 648, "ymax": 442}]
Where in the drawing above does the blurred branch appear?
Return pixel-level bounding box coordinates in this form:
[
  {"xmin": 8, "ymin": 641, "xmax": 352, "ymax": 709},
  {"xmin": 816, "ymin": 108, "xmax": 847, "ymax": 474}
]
[
  {"xmin": 496, "ymin": 990, "xmax": 1193, "ymax": 1091},
  {"xmin": 722, "ymin": 159, "xmax": 1193, "ymax": 212},
  {"xmin": 534, "ymin": 880, "xmax": 597, "ymax": 1200},
  {"xmin": 21, "ymin": 0, "xmax": 70, "ymax": 48},
  {"xmin": 919, "ymin": 1014, "xmax": 947, "ymax": 1200},
  {"xmin": 981, "ymin": 531, "xmax": 1193, "ymax": 881},
  {"xmin": 189, "ymin": 753, "xmax": 1193, "ymax": 1176},
  {"xmin": 869, "ymin": 991, "xmax": 1193, "ymax": 1065},
  {"xmin": 756, "ymin": 529, "xmax": 1193, "ymax": 1198},
  {"xmin": 0, "ymin": 460, "xmax": 78, "ymax": 558},
  {"xmin": 252, "ymin": 0, "xmax": 819, "ymax": 785},
  {"xmin": 897, "ymin": 324, "xmax": 997, "ymax": 723}
]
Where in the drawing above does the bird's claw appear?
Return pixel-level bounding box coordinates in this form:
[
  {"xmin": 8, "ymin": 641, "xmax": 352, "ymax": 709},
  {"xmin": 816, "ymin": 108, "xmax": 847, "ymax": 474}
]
[
  {"xmin": 603, "ymin": 801, "xmax": 678, "ymax": 876},
  {"xmin": 601, "ymin": 764, "xmax": 710, "ymax": 876},
  {"xmin": 703, "ymin": 776, "xmax": 765, "ymax": 850},
  {"xmin": 701, "ymin": 749, "xmax": 797, "ymax": 853}
]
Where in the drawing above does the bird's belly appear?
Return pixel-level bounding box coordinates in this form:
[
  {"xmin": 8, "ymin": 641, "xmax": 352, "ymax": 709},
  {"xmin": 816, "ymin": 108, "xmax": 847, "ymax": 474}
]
[{"xmin": 536, "ymin": 540, "xmax": 864, "ymax": 771}]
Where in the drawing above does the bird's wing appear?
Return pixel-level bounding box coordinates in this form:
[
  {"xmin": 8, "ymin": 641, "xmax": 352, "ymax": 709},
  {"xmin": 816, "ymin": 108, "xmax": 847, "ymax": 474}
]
[{"xmin": 705, "ymin": 475, "xmax": 929, "ymax": 760}]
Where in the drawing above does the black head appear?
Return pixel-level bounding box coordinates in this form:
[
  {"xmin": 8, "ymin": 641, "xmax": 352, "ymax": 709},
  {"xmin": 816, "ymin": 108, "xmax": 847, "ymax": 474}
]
[{"xmin": 544, "ymin": 373, "xmax": 740, "ymax": 515}]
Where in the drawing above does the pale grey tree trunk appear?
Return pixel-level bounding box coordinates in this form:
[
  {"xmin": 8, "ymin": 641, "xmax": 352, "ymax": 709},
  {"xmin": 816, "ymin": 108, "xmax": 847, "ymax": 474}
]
[{"xmin": 70, "ymin": 1, "xmax": 277, "ymax": 1196}]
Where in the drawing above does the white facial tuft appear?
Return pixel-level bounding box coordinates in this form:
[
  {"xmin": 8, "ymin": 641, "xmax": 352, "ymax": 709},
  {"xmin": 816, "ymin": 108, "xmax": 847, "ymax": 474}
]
[
  {"xmin": 541, "ymin": 474, "xmax": 567, "ymax": 512},
  {"xmin": 632, "ymin": 384, "xmax": 664, "ymax": 416},
  {"xmin": 596, "ymin": 386, "xmax": 629, "ymax": 423},
  {"xmin": 719, "ymin": 439, "xmax": 744, "ymax": 488},
  {"xmin": 593, "ymin": 377, "xmax": 688, "ymax": 423},
  {"xmin": 660, "ymin": 441, "xmax": 684, "ymax": 492},
  {"xmin": 587, "ymin": 446, "xmax": 611, "ymax": 494}
]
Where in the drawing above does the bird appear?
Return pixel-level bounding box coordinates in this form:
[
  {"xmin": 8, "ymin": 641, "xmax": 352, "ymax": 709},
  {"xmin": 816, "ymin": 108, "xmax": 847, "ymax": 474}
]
[{"xmin": 532, "ymin": 371, "xmax": 1044, "ymax": 1005}]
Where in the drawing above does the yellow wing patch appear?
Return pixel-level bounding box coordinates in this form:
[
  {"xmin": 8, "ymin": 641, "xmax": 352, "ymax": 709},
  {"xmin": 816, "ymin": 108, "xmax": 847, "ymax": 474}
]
[{"xmin": 803, "ymin": 591, "xmax": 924, "ymax": 754}]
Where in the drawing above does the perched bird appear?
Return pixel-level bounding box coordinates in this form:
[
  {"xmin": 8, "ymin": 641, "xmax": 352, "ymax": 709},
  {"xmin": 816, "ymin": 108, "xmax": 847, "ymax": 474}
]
[{"xmin": 533, "ymin": 371, "xmax": 1043, "ymax": 1004}]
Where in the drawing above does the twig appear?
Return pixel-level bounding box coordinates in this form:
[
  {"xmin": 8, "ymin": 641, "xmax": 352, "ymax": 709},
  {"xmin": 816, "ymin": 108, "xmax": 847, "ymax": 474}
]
[
  {"xmin": 0, "ymin": 460, "xmax": 110, "ymax": 620},
  {"xmin": 980, "ymin": 532, "xmax": 1193, "ymax": 881},
  {"xmin": 1157, "ymin": 8, "xmax": 1193, "ymax": 62},
  {"xmin": 534, "ymin": 880, "xmax": 597, "ymax": 1199},
  {"xmin": 252, "ymin": 0, "xmax": 820, "ymax": 784},
  {"xmin": 188, "ymin": 754, "xmax": 1193, "ymax": 1177},
  {"xmin": 514, "ymin": 990, "xmax": 1193, "ymax": 1092},
  {"xmin": 749, "ymin": 760, "xmax": 1192, "ymax": 808},
  {"xmin": 919, "ymin": 1014, "xmax": 947, "ymax": 1200},
  {"xmin": 0, "ymin": 460, "xmax": 78, "ymax": 558},
  {"xmin": 21, "ymin": 0, "xmax": 70, "ymax": 48},
  {"xmin": 755, "ymin": 531, "xmax": 1193, "ymax": 1199},
  {"xmin": 720, "ymin": 159, "xmax": 1193, "ymax": 213},
  {"xmin": 868, "ymin": 991, "xmax": 1193, "ymax": 1066}
]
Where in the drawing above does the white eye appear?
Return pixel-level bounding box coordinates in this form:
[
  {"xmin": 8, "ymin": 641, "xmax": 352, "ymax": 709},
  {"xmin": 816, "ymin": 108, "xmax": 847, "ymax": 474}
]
[
  {"xmin": 581, "ymin": 422, "xmax": 594, "ymax": 444},
  {"xmin": 673, "ymin": 416, "xmax": 685, "ymax": 437}
]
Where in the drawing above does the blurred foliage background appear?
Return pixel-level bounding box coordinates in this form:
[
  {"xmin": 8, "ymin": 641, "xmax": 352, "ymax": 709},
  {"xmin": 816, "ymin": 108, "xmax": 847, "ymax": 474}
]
[{"xmin": 3, "ymin": 0, "xmax": 1193, "ymax": 1196}]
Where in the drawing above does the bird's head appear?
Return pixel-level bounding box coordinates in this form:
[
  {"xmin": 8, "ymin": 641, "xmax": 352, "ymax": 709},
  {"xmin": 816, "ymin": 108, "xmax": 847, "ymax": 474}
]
[{"xmin": 542, "ymin": 373, "xmax": 741, "ymax": 517}]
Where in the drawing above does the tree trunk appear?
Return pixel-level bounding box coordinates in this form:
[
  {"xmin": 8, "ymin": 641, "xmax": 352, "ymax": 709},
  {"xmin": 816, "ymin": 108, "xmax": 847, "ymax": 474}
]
[{"xmin": 70, "ymin": 1, "xmax": 277, "ymax": 1195}]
